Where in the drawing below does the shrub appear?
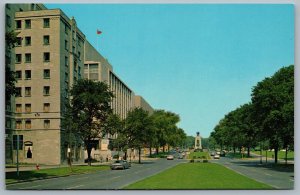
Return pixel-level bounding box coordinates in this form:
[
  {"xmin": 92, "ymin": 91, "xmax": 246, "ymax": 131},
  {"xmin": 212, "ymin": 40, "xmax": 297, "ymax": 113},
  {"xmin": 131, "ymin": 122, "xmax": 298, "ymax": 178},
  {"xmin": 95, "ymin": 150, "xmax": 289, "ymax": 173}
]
[{"xmin": 190, "ymin": 159, "xmax": 194, "ymax": 163}]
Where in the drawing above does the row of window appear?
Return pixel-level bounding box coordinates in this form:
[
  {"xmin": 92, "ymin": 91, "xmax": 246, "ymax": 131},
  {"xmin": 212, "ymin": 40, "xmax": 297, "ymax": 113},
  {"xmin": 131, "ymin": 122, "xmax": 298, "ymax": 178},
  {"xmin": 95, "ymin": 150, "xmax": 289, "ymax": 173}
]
[
  {"xmin": 15, "ymin": 52, "xmax": 50, "ymax": 63},
  {"xmin": 15, "ymin": 86, "xmax": 50, "ymax": 97},
  {"xmin": 15, "ymin": 69, "xmax": 50, "ymax": 80},
  {"xmin": 15, "ymin": 18, "xmax": 50, "ymax": 29},
  {"xmin": 16, "ymin": 103, "xmax": 50, "ymax": 113},
  {"xmin": 16, "ymin": 35, "xmax": 50, "ymax": 47},
  {"xmin": 15, "ymin": 119, "xmax": 51, "ymax": 129}
]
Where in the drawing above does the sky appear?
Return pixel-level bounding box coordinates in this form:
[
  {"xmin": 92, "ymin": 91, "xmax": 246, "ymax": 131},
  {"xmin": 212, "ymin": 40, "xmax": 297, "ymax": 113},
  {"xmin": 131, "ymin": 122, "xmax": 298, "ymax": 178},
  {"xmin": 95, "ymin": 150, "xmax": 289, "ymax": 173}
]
[{"xmin": 46, "ymin": 3, "xmax": 294, "ymax": 137}]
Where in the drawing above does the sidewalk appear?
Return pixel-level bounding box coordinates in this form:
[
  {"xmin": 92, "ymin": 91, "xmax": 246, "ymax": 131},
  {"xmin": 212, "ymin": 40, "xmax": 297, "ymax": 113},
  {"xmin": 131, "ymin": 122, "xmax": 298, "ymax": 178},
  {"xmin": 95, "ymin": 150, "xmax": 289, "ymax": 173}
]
[{"xmin": 5, "ymin": 156, "xmax": 158, "ymax": 173}]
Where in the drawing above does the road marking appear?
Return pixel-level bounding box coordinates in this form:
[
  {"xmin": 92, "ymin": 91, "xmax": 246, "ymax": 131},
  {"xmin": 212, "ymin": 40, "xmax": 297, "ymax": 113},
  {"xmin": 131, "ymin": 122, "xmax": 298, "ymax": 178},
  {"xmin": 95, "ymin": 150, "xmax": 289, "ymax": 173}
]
[
  {"xmin": 111, "ymin": 176, "xmax": 121, "ymax": 180},
  {"xmin": 74, "ymin": 176, "xmax": 89, "ymax": 180},
  {"xmin": 19, "ymin": 185, "xmax": 41, "ymax": 189},
  {"xmin": 66, "ymin": 184, "xmax": 84, "ymax": 189},
  {"xmin": 264, "ymin": 173, "xmax": 272, "ymax": 176}
]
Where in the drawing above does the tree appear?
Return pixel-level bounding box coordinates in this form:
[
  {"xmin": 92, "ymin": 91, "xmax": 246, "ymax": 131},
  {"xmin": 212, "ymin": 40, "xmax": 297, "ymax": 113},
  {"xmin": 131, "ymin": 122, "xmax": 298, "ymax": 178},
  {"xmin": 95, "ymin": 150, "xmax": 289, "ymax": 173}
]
[
  {"xmin": 251, "ymin": 65, "xmax": 294, "ymax": 164},
  {"xmin": 62, "ymin": 79, "xmax": 114, "ymax": 166},
  {"xmin": 5, "ymin": 31, "xmax": 19, "ymax": 103},
  {"xmin": 124, "ymin": 108, "xmax": 153, "ymax": 164}
]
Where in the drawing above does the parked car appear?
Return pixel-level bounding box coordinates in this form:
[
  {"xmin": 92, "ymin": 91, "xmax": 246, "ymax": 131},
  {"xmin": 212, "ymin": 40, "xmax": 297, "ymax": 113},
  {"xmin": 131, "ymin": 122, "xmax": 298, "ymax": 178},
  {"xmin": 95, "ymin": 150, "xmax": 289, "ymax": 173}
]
[
  {"xmin": 167, "ymin": 155, "xmax": 174, "ymax": 160},
  {"xmin": 214, "ymin": 154, "xmax": 220, "ymax": 159},
  {"xmin": 210, "ymin": 151, "xmax": 216, "ymax": 156},
  {"xmin": 110, "ymin": 160, "xmax": 130, "ymax": 170},
  {"xmin": 123, "ymin": 160, "xmax": 131, "ymax": 167},
  {"xmin": 220, "ymin": 150, "xmax": 226, "ymax": 157}
]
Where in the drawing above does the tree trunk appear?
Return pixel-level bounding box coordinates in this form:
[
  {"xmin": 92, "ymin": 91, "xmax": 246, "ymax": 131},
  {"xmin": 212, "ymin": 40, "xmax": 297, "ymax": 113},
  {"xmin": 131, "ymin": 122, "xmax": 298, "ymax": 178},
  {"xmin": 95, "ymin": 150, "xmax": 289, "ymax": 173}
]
[
  {"xmin": 233, "ymin": 147, "xmax": 236, "ymax": 154},
  {"xmin": 156, "ymin": 147, "xmax": 159, "ymax": 155},
  {"xmin": 124, "ymin": 151, "xmax": 127, "ymax": 160},
  {"xmin": 163, "ymin": 146, "xmax": 165, "ymax": 153},
  {"xmin": 167, "ymin": 145, "xmax": 170, "ymax": 152},
  {"xmin": 247, "ymin": 146, "xmax": 250, "ymax": 158},
  {"xmin": 138, "ymin": 147, "xmax": 141, "ymax": 164},
  {"xmin": 285, "ymin": 146, "xmax": 288, "ymax": 165},
  {"xmin": 149, "ymin": 146, "xmax": 152, "ymax": 157},
  {"xmin": 274, "ymin": 147, "xmax": 278, "ymax": 164},
  {"xmin": 87, "ymin": 146, "xmax": 92, "ymax": 166}
]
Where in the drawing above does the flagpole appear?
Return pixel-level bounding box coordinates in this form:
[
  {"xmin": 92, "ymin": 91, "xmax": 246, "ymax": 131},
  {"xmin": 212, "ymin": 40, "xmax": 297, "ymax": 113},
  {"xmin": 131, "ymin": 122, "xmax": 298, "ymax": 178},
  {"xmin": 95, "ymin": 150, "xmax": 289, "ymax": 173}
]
[{"xmin": 97, "ymin": 35, "xmax": 99, "ymax": 51}]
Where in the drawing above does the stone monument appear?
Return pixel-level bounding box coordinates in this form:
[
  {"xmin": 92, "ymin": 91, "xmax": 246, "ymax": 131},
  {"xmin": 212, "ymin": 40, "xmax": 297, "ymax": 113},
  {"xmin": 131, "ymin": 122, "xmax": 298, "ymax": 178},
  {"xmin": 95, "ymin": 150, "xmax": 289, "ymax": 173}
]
[{"xmin": 194, "ymin": 132, "xmax": 202, "ymax": 150}]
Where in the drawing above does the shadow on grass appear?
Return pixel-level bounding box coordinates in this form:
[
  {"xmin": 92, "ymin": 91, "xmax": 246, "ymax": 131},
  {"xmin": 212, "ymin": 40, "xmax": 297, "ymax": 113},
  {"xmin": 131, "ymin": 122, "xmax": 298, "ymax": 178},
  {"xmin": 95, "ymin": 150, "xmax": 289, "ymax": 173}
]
[{"xmin": 6, "ymin": 171, "xmax": 57, "ymax": 181}]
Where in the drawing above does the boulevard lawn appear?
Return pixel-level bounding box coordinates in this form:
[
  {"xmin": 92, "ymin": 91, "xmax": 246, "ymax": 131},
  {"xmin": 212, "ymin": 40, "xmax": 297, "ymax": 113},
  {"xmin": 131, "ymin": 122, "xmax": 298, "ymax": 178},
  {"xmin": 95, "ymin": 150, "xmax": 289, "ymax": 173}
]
[
  {"xmin": 188, "ymin": 151, "xmax": 210, "ymax": 159},
  {"xmin": 253, "ymin": 150, "xmax": 294, "ymax": 161},
  {"xmin": 124, "ymin": 163, "xmax": 272, "ymax": 189},
  {"xmin": 6, "ymin": 165, "xmax": 109, "ymax": 184}
]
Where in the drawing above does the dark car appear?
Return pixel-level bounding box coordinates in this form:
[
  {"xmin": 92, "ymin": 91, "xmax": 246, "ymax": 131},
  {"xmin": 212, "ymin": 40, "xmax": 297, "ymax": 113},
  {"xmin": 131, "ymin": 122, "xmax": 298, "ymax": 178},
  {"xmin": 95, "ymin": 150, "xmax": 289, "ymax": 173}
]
[{"xmin": 220, "ymin": 150, "xmax": 226, "ymax": 157}]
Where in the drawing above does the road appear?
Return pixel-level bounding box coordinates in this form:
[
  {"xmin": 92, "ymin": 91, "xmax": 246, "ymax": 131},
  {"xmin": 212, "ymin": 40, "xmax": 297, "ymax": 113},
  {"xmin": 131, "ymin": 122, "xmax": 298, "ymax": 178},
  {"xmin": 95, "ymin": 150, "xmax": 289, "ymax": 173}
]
[
  {"xmin": 7, "ymin": 158, "xmax": 186, "ymax": 190},
  {"xmin": 213, "ymin": 155, "xmax": 294, "ymax": 189}
]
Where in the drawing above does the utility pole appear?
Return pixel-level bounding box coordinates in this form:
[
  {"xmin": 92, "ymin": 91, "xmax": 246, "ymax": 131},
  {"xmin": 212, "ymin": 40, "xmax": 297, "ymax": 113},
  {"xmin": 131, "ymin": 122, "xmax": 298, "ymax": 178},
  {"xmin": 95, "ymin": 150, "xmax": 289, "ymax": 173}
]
[{"xmin": 16, "ymin": 135, "xmax": 19, "ymax": 177}]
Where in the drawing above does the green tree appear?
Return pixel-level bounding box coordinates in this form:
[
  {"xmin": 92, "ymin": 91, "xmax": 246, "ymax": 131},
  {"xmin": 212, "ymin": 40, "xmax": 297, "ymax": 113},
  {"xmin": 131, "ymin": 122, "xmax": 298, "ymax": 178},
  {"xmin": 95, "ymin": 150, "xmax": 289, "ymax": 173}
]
[
  {"xmin": 251, "ymin": 65, "xmax": 294, "ymax": 163},
  {"xmin": 124, "ymin": 108, "xmax": 153, "ymax": 164},
  {"xmin": 5, "ymin": 31, "xmax": 19, "ymax": 103},
  {"xmin": 62, "ymin": 79, "xmax": 114, "ymax": 166}
]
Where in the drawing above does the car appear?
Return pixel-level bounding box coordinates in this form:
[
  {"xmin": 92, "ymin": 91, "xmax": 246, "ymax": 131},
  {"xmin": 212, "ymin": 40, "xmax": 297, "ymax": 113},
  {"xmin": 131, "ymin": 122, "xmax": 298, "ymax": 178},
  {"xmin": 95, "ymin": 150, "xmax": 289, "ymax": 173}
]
[
  {"xmin": 178, "ymin": 154, "xmax": 183, "ymax": 159},
  {"xmin": 110, "ymin": 160, "xmax": 130, "ymax": 170},
  {"xmin": 220, "ymin": 150, "xmax": 226, "ymax": 157},
  {"xmin": 210, "ymin": 151, "xmax": 216, "ymax": 156},
  {"xmin": 167, "ymin": 155, "xmax": 174, "ymax": 160},
  {"xmin": 214, "ymin": 154, "xmax": 220, "ymax": 159},
  {"xmin": 123, "ymin": 160, "xmax": 131, "ymax": 167}
]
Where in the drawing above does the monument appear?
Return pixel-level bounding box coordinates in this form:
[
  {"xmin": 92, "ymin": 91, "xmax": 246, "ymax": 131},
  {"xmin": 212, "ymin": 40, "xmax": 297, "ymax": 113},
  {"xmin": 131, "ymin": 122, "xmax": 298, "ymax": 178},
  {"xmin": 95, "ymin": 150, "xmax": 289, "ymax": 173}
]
[{"xmin": 194, "ymin": 132, "xmax": 202, "ymax": 150}]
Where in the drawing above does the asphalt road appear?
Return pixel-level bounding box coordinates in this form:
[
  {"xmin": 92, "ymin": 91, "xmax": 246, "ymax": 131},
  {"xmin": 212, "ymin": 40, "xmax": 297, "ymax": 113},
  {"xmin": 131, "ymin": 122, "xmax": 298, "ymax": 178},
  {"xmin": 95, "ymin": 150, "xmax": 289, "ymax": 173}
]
[
  {"xmin": 213, "ymin": 155, "xmax": 294, "ymax": 189},
  {"xmin": 7, "ymin": 158, "xmax": 186, "ymax": 190}
]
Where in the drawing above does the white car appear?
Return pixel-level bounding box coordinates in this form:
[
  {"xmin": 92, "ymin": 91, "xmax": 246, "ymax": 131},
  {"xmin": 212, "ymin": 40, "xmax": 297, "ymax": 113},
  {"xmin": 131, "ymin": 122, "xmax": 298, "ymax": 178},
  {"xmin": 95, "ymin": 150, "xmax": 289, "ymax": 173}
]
[
  {"xmin": 167, "ymin": 155, "xmax": 174, "ymax": 160},
  {"xmin": 214, "ymin": 154, "xmax": 220, "ymax": 159}
]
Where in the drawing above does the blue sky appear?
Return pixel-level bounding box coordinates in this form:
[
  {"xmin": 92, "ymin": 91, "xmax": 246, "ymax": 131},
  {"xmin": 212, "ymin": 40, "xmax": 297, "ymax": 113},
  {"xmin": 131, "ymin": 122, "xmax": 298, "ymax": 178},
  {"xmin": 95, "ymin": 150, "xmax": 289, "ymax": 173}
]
[{"xmin": 46, "ymin": 4, "xmax": 294, "ymax": 137}]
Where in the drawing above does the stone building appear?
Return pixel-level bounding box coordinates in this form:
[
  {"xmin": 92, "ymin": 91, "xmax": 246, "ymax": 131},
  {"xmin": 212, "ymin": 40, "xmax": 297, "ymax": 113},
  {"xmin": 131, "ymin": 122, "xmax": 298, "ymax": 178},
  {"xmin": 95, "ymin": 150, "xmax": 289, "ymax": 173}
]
[{"xmin": 5, "ymin": 3, "xmax": 154, "ymax": 165}]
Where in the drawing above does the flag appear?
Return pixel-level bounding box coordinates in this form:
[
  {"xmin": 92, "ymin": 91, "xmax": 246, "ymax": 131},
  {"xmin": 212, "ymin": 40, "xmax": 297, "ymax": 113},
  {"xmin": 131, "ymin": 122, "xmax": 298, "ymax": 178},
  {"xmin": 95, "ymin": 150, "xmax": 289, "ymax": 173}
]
[{"xmin": 97, "ymin": 29, "xmax": 102, "ymax": 35}]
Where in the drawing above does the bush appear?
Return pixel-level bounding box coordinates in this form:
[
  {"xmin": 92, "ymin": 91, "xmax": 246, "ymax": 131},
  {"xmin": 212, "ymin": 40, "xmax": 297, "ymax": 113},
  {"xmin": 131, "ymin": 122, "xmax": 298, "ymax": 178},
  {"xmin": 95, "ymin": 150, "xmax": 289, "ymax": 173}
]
[
  {"xmin": 113, "ymin": 154, "xmax": 119, "ymax": 159},
  {"xmin": 203, "ymin": 159, "xmax": 208, "ymax": 163},
  {"xmin": 190, "ymin": 159, "xmax": 194, "ymax": 163}
]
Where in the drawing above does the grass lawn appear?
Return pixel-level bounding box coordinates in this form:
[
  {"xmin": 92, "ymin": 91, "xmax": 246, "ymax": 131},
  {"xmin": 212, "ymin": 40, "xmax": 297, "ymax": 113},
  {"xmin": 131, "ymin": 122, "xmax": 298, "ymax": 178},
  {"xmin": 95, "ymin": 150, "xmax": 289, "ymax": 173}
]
[
  {"xmin": 188, "ymin": 151, "xmax": 211, "ymax": 159},
  {"xmin": 124, "ymin": 163, "xmax": 272, "ymax": 190},
  {"xmin": 6, "ymin": 165, "xmax": 109, "ymax": 184},
  {"xmin": 253, "ymin": 151, "xmax": 294, "ymax": 160}
]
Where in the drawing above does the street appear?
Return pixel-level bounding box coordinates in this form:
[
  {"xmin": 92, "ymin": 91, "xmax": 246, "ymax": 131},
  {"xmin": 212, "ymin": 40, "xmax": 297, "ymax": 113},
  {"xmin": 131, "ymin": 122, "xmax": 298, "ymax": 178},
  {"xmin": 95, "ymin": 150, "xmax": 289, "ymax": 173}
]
[
  {"xmin": 6, "ymin": 158, "xmax": 186, "ymax": 190},
  {"xmin": 213, "ymin": 155, "xmax": 294, "ymax": 189}
]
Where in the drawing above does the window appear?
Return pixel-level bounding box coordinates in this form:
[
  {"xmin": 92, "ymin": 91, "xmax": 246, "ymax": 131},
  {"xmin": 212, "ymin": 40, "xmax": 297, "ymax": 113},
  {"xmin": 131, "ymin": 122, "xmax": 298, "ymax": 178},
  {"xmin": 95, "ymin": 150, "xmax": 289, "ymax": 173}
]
[
  {"xmin": 43, "ymin": 103, "xmax": 50, "ymax": 112},
  {"xmin": 44, "ymin": 69, "xmax": 50, "ymax": 78},
  {"xmin": 43, "ymin": 52, "xmax": 50, "ymax": 62},
  {"xmin": 65, "ymin": 40, "xmax": 68, "ymax": 51},
  {"xmin": 31, "ymin": 3, "xmax": 35, "ymax": 11},
  {"xmin": 25, "ymin": 87, "xmax": 31, "ymax": 97},
  {"xmin": 16, "ymin": 37, "xmax": 22, "ymax": 46},
  {"xmin": 16, "ymin": 20, "xmax": 22, "ymax": 29},
  {"xmin": 16, "ymin": 87, "xmax": 22, "ymax": 97},
  {"xmin": 25, "ymin": 53, "xmax": 31, "ymax": 63},
  {"xmin": 16, "ymin": 104, "xmax": 22, "ymax": 113},
  {"xmin": 25, "ymin": 36, "xmax": 31, "ymax": 46},
  {"xmin": 43, "ymin": 35, "xmax": 50, "ymax": 45},
  {"xmin": 78, "ymin": 51, "xmax": 81, "ymax": 60},
  {"xmin": 72, "ymin": 46, "xmax": 75, "ymax": 54},
  {"xmin": 44, "ymin": 120, "xmax": 50, "ymax": 129},
  {"xmin": 25, "ymin": 70, "xmax": 31, "ymax": 79},
  {"xmin": 65, "ymin": 56, "xmax": 69, "ymax": 67},
  {"xmin": 16, "ymin": 121, "xmax": 22, "ymax": 129},
  {"xmin": 43, "ymin": 86, "xmax": 50, "ymax": 96},
  {"xmin": 15, "ymin": 71, "xmax": 22, "ymax": 80},
  {"xmin": 25, "ymin": 120, "xmax": 31, "ymax": 129},
  {"xmin": 13, "ymin": 135, "xmax": 23, "ymax": 150},
  {"xmin": 43, "ymin": 18, "xmax": 50, "ymax": 28},
  {"xmin": 15, "ymin": 54, "xmax": 22, "ymax": 63},
  {"xmin": 25, "ymin": 104, "xmax": 31, "ymax": 113},
  {"xmin": 25, "ymin": 20, "xmax": 31, "ymax": 29},
  {"xmin": 65, "ymin": 24, "xmax": 69, "ymax": 34}
]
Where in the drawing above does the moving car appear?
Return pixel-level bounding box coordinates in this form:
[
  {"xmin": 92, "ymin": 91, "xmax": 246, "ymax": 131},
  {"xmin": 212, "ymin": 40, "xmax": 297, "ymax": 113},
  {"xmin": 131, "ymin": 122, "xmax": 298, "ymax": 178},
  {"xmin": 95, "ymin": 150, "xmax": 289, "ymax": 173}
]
[
  {"xmin": 110, "ymin": 160, "xmax": 130, "ymax": 170},
  {"xmin": 167, "ymin": 155, "xmax": 174, "ymax": 160}
]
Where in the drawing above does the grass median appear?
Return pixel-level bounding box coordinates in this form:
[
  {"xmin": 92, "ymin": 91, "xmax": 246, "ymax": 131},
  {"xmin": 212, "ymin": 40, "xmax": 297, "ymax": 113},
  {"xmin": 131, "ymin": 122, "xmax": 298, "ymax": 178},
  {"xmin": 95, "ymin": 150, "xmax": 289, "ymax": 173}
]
[
  {"xmin": 6, "ymin": 165, "xmax": 110, "ymax": 184},
  {"xmin": 124, "ymin": 163, "xmax": 273, "ymax": 189}
]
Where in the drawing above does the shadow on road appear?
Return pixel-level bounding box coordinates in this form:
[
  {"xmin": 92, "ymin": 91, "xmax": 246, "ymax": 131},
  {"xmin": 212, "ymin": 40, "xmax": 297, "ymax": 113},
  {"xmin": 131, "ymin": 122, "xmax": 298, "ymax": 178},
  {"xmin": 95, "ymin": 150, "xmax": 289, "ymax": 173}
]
[{"xmin": 229, "ymin": 160, "xmax": 294, "ymax": 173}]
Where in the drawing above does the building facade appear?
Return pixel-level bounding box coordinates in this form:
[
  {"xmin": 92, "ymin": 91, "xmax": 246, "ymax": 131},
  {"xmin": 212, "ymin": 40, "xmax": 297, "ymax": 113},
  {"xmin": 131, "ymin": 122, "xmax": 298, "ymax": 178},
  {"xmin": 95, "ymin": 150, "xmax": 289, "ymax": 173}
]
[
  {"xmin": 5, "ymin": 3, "xmax": 154, "ymax": 165},
  {"xmin": 6, "ymin": 4, "xmax": 86, "ymax": 165}
]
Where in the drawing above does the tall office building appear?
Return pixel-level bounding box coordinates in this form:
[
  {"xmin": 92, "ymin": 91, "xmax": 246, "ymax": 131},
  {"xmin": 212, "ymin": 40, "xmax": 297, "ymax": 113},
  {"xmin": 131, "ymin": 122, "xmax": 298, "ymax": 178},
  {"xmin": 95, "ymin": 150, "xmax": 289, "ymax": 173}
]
[
  {"xmin": 5, "ymin": 3, "xmax": 154, "ymax": 165},
  {"xmin": 6, "ymin": 4, "xmax": 85, "ymax": 165}
]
